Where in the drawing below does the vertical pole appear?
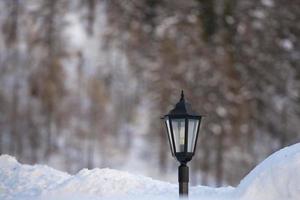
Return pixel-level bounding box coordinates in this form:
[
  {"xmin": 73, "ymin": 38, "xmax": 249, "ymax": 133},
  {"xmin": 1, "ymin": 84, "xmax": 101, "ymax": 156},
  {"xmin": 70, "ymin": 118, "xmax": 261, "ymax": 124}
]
[{"xmin": 178, "ymin": 163, "xmax": 189, "ymax": 197}]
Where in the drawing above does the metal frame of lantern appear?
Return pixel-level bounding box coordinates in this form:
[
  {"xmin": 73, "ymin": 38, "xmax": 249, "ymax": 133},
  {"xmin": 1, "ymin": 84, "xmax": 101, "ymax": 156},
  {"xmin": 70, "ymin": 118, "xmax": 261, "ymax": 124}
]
[
  {"xmin": 164, "ymin": 114, "xmax": 202, "ymax": 163},
  {"xmin": 162, "ymin": 91, "xmax": 203, "ymax": 197}
]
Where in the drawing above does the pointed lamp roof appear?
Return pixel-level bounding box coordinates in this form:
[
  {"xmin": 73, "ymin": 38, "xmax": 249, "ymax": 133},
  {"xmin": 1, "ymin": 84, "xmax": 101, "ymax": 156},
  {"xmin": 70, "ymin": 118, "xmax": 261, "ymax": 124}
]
[{"xmin": 167, "ymin": 91, "xmax": 201, "ymax": 117}]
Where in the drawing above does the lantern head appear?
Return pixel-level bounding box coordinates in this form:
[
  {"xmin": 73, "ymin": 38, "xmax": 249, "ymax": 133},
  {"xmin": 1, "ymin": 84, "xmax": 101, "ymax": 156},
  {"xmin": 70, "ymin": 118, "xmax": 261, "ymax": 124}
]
[{"xmin": 163, "ymin": 91, "xmax": 203, "ymax": 164}]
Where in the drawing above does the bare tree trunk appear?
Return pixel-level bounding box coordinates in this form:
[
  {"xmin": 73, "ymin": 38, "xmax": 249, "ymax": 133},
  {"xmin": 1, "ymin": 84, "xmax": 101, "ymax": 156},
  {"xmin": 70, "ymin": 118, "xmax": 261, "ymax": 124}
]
[
  {"xmin": 215, "ymin": 132, "xmax": 224, "ymax": 186},
  {"xmin": 45, "ymin": 112, "xmax": 53, "ymax": 157},
  {"xmin": 44, "ymin": 0, "xmax": 57, "ymax": 158},
  {"xmin": 87, "ymin": 0, "xmax": 96, "ymax": 35},
  {"xmin": 26, "ymin": 96, "xmax": 39, "ymax": 163},
  {"xmin": 87, "ymin": 91, "xmax": 97, "ymax": 169},
  {"xmin": 158, "ymin": 125, "xmax": 167, "ymax": 172},
  {"xmin": 196, "ymin": 0, "xmax": 216, "ymax": 41},
  {"xmin": 10, "ymin": 81, "xmax": 19, "ymax": 156},
  {"xmin": 87, "ymin": 122, "xmax": 96, "ymax": 169},
  {"xmin": 4, "ymin": 0, "xmax": 20, "ymax": 157},
  {"xmin": 200, "ymin": 136, "xmax": 211, "ymax": 185},
  {"xmin": 3, "ymin": 0, "xmax": 19, "ymax": 47},
  {"xmin": 157, "ymin": 87, "xmax": 172, "ymax": 173},
  {"xmin": 280, "ymin": 104, "xmax": 288, "ymax": 147}
]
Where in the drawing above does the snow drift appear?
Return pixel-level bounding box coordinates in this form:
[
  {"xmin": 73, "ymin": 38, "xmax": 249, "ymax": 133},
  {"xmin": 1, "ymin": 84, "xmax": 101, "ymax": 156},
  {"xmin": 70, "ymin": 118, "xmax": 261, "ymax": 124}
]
[
  {"xmin": 1, "ymin": 143, "xmax": 300, "ymax": 200},
  {"xmin": 236, "ymin": 143, "xmax": 300, "ymax": 200}
]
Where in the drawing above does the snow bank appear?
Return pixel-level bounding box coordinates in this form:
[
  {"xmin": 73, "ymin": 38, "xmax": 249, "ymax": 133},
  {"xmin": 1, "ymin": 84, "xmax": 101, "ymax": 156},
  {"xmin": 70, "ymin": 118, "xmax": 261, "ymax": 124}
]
[
  {"xmin": 0, "ymin": 155, "xmax": 70, "ymax": 200},
  {"xmin": 236, "ymin": 143, "xmax": 300, "ymax": 200},
  {"xmin": 1, "ymin": 143, "xmax": 300, "ymax": 200}
]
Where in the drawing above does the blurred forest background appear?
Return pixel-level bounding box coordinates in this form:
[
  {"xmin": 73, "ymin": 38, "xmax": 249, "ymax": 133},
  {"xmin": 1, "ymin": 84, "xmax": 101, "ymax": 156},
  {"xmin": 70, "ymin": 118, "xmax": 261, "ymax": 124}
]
[{"xmin": 0, "ymin": 0, "xmax": 299, "ymax": 186}]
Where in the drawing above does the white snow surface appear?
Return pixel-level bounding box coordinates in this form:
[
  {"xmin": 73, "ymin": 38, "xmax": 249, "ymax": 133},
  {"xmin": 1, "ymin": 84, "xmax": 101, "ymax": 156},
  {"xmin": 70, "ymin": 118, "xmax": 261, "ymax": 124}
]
[{"xmin": 1, "ymin": 143, "xmax": 300, "ymax": 200}]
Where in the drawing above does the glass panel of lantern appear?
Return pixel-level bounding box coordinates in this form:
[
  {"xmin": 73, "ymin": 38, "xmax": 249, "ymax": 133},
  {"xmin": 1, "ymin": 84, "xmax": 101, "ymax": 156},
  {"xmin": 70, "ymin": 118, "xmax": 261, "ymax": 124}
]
[
  {"xmin": 187, "ymin": 119, "xmax": 199, "ymax": 152},
  {"xmin": 171, "ymin": 118, "xmax": 186, "ymax": 152},
  {"xmin": 165, "ymin": 117, "xmax": 174, "ymax": 155}
]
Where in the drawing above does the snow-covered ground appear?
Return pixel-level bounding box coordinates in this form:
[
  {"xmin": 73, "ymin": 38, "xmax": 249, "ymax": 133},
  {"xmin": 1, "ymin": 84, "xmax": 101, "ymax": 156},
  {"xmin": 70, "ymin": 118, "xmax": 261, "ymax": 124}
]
[{"xmin": 1, "ymin": 143, "xmax": 300, "ymax": 200}]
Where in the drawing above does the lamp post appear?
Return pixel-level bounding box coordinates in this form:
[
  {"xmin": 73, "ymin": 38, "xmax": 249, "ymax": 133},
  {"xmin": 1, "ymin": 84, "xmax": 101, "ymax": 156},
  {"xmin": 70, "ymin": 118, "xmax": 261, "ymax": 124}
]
[{"xmin": 162, "ymin": 91, "xmax": 203, "ymax": 197}]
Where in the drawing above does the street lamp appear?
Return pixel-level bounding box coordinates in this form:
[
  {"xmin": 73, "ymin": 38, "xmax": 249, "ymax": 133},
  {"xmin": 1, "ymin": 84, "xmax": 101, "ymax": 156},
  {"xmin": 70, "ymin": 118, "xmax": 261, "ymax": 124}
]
[{"xmin": 162, "ymin": 91, "xmax": 203, "ymax": 197}]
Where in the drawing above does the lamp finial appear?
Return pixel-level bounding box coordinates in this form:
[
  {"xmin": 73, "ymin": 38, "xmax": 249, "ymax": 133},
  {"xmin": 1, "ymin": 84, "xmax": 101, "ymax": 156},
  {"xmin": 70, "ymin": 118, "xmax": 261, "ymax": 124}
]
[{"xmin": 180, "ymin": 90, "xmax": 184, "ymax": 101}]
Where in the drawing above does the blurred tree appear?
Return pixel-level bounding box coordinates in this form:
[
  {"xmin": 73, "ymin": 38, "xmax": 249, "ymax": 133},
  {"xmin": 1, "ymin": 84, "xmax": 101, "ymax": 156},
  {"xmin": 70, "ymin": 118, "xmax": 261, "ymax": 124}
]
[{"xmin": 0, "ymin": 0, "xmax": 299, "ymax": 186}]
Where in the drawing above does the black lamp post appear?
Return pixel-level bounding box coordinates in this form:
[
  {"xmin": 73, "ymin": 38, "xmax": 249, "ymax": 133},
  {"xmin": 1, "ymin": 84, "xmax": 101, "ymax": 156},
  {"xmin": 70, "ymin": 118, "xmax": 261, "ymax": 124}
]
[{"xmin": 162, "ymin": 91, "xmax": 203, "ymax": 197}]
